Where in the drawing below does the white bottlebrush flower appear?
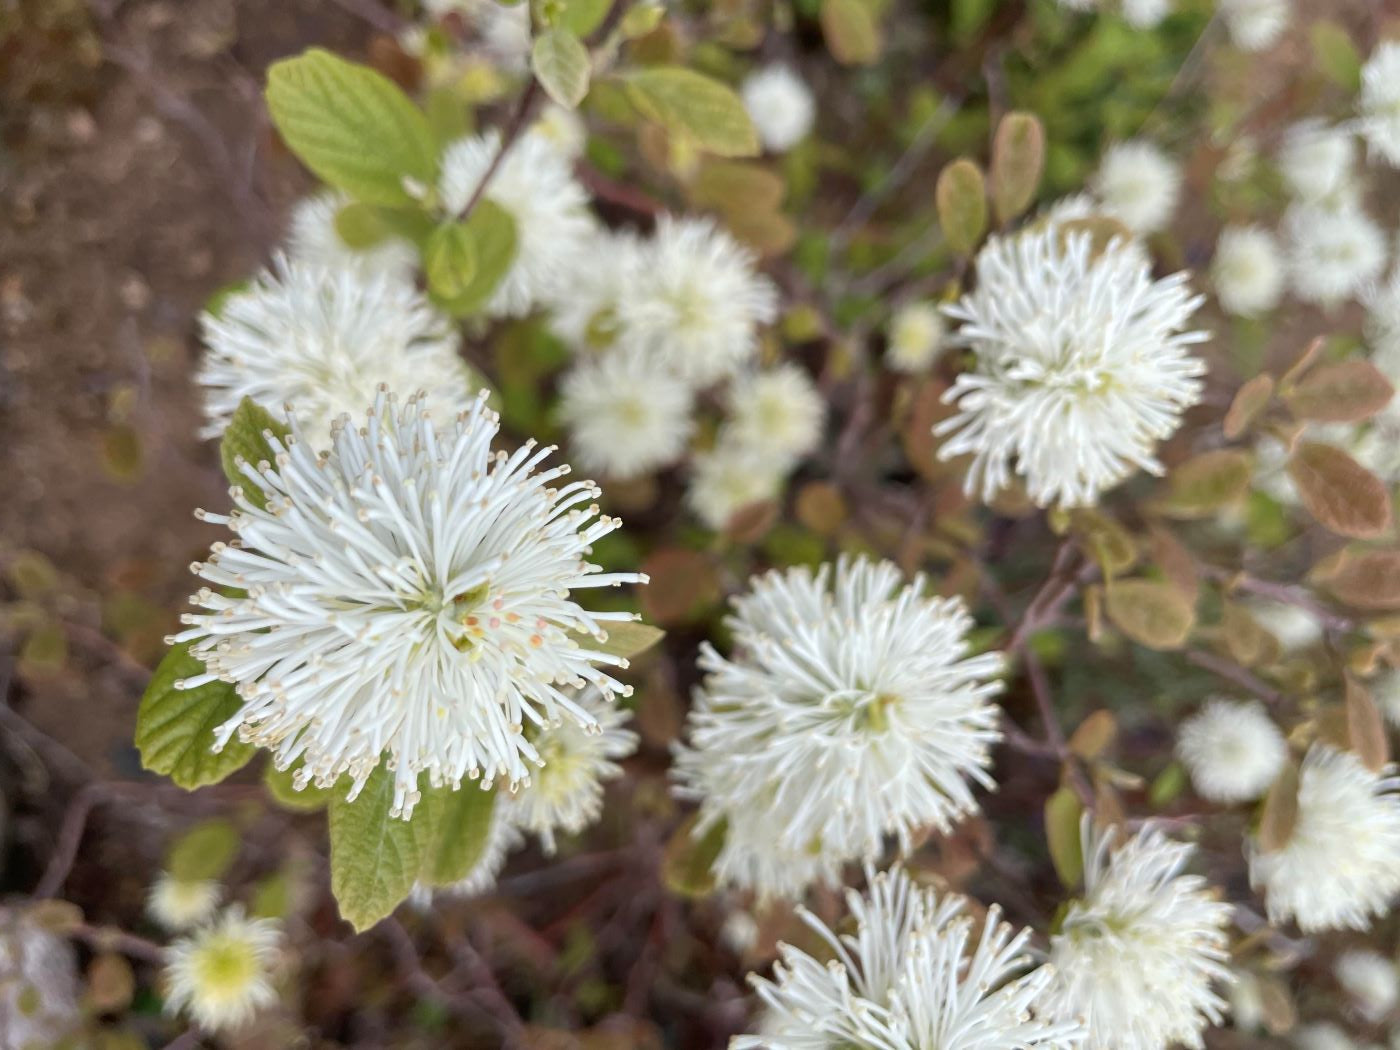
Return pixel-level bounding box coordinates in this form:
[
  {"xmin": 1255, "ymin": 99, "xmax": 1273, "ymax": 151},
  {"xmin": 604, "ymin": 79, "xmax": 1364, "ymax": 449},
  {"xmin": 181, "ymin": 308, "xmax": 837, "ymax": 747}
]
[
  {"xmin": 558, "ymin": 349, "xmax": 695, "ymax": 480},
  {"xmin": 424, "ymin": 0, "xmax": 531, "ymax": 70},
  {"xmin": 1249, "ymin": 745, "xmax": 1400, "ymax": 932},
  {"xmin": 438, "ymin": 130, "xmax": 595, "ymax": 317},
  {"xmin": 1092, "ymin": 140, "xmax": 1181, "ymax": 234},
  {"xmin": 1121, "ymin": 0, "xmax": 1170, "ymax": 29},
  {"xmin": 0, "ymin": 909, "xmax": 81, "ymax": 1047},
  {"xmin": 174, "ymin": 390, "xmax": 645, "ymax": 819},
  {"xmin": 531, "ymin": 101, "xmax": 587, "ymax": 159},
  {"xmin": 163, "ymin": 907, "xmax": 281, "ymax": 1032},
  {"xmin": 1213, "ymin": 225, "xmax": 1286, "ymax": 317},
  {"xmin": 686, "ymin": 441, "xmax": 787, "ymax": 531},
  {"xmin": 148, "ymin": 873, "xmax": 223, "ymax": 932},
  {"xmin": 1373, "ymin": 668, "xmax": 1400, "ymax": 728},
  {"xmin": 617, "ymin": 216, "xmax": 778, "ymax": 387},
  {"xmin": 285, "ymin": 190, "xmax": 416, "ymax": 281},
  {"xmin": 673, "ymin": 557, "xmax": 1005, "ymax": 898},
  {"xmin": 1337, "ymin": 949, "xmax": 1399, "ymax": 1023},
  {"xmin": 546, "ymin": 229, "xmax": 644, "ymax": 351},
  {"xmin": 1177, "ymin": 698, "xmax": 1287, "ymax": 803},
  {"xmin": 412, "ymin": 800, "xmax": 522, "ymax": 903},
  {"xmin": 721, "ymin": 364, "xmax": 825, "ymax": 469},
  {"xmin": 1045, "ymin": 822, "xmax": 1233, "ymax": 1050},
  {"xmin": 1285, "ymin": 201, "xmax": 1387, "ymax": 308},
  {"xmin": 1359, "ymin": 42, "xmax": 1400, "ymax": 169},
  {"xmin": 1364, "ymin": 268, "xmax": 1400, "ymax": 375},
  {"xmin": 938, "ymin": 226, "xmax": 1207, "ymax": 508},
  {"xmin": 741, "ymin": 65, "xmax": 816, "ymax": 153},
  {"xmin": 1278, "ymin": 121, "xmax": 1357, "ymax": 205},
  {"xmin": 735, "ymin": 867, "xmax": 1085, "ymax": 1050},
  {"xmin": 1246, "ymin": 597, "xmax": 1323, "ymax": 651},
  {"xmin": 1220, "ymin": 0, "xmax": 1289, "ymax": 51},
  {"xmin": 508, "ymin": 686, "xmax": 637, "ymax": 854},
  {"xmin": 197, "ymin": 258, "xmax": 473, "ymax": 448},
  {"xmin": 887, "ymin": 301, "xmax": 947, "ymax": 373}
]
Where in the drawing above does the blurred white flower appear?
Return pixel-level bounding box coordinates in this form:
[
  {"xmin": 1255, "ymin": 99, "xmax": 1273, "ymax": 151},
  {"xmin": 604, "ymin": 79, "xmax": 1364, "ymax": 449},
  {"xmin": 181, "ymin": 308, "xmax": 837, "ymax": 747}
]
[
  {"xmin": 1229, "ymin": 972, "xmax": 1265, "ymax": 1032},
  {"xmin": 163, "ymin": 907, "xmax": 280, "ymax": 1032},
  {"xmin": 1213, "ymin": 225, "xmax": 1285, "ymax": 317},
  {"xmin": 1364, "ymin": 269, "xmax": 1400, "ymax": 375},
  {"xmin": 1045, "ymin": 822, "xmax": 1233, "ymax": 1050},
  {"xmin": 558, "ymin": 350, "xmax": 695, "ymax": 480},
  {"xmin": 1373, "ymin": 669, "xmax": 1400, "ymax": 727},
  {"xmin": 741, "ymin": 65, "xmax": 816, "ymax": 152},
  {"xmin": 1337, "ymin": 949, "xmax": 1399, "ymax": 1023},
  {"xmin": 1249, "ymin": 745, "xmax": 1400, "ymax": 931},
  {"xmin": 887, "ymin": 301, "xmax": 947, "ymax": 373},
  {"xmin": 939, "ymin": 226, "xmax": 1207, "ymax": 507},
  {"xmin": 1246, "ymin": 597, "xmax": 1324, "ymax": 650},
  {"xmin": 685, "ymin": 441, "xmax": 786, "ymax": 531},
  {"xmin": 736, "ymin": 867, "xmax": 1085, "ymax": 1050},
  {"xmin": 1121, "ymin": 0, "xmax": 1170, "ymax": 29},
  {"xmin": 1295, "ymin": 1023, "xmax": 1366, "ymax": 1050},
  {"xmin": 1220, "ymin": 0, "xmax": 1289, "ymax": 51},
  {"xmin": 438, "ymin": 129, "xmax": 595, "ymax": 317},
  {"xmin": 1278, "ymin": 121, "xmax": 1357, "ymax": 205},
  {"xmin": 286, "ymin": 190, "xmax": 416, "ymax": 281},
  {"xmin": 720, "ymin": 909, "xmax": 760, "ymax": 955},
  {"xmin": 175, "ymin": 390, "xmax": 644, "ymax": 819},
  {"xmin": 618, "ymin": 216, "xmax": 778, "ymax": 387},
  {"xmin": 0, "ymin": 909, "xmax": 81, "ymax": 1047},
  {"xmin": 1359, "ymin": 42, "xmax": 1400, "ymax": 168},
  {"xmin": 148, "ymin": 873, "xmax": 223, "ymax": 933},
  {"xmin": 546, "ymin": 229, "xmax": 644, "ymax": 351},
  {"xmin": 673, "ymin": 557, "xmax": 1004, "ymax": 897},
  {"xmin": 425, "ymin": 0, "xmax": 531, "ymax": 70},
  {"xmin": 531, "ymin": 102, "xmax": 587, "ymax": 159},
  {"xmin": 1092, "ymin": 140, "xmax": 1181, "ymax": 234},
  {"xmin": 1177, "ymin": 698, "xmax": 1287, "ymax": 803},
  {"xmin": 508, "ymin": 686, "xmax": 637, "ymax": 854},
  {"xmin": 721, "ymin": 364, "xmax": 825, "ymax": 470},
  {"xmin": 1284, "ymin": 201, "xmax": 1387, "ymax": 308},
  {"xmin": 198, "ymin": 258, "xmax": 474, "ymax": 448}
]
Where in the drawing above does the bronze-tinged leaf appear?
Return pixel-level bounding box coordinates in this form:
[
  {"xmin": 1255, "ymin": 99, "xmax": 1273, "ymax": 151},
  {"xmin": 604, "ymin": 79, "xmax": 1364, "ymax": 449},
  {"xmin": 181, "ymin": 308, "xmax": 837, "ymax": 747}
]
[
  {"xmin": 1256, "ymin": 975, "xmax": 1298, "ymax": 1036},
  {"xmin": 795, "ymin": 481, "xmax": 848, "ymax": 535},
  {"xmin": 819, "ymin": 0, "xmax": 881, "ymax": 65},
  {"xmin": 1068, "ymin": 710, "xmax": 1118, "ymax": 761},
  {"xmin": 990, "ymin": 111, "xmax": 1045, "ymax": 225},
  {"xmin": 1105, "ymin": 579, "xmax": 1196, "ymax": 651},
  {"xmin": 1071, "ymin": 509, "xmax": 1137, "ymax": 578},
  {"xmin": 1221, "ymin": 601, "xmax": 1280, "ymax": 668},
  {"xmin": 725, "ymin": 499, "xmax": 779, "ymax": 544},
  {"xmin": 1147, "ymin": 524, "xmax": 1199, "ymax": 604},
  {"xmin": 1345, "ymin": 674, "xmax": 1390, "ymax": 771},
  {"xmin": 1283, "ymin": 361, "xmax": 1395, "ymax": 423},
  {"xmin": 1325, "ymin": 549, "xmax": 1400, "ymax": 609},
  {"xmin": 1279, "ymin": 336, "xmax": 1326, "ymax": 389},
  {"xmin": 1257, "ymin": 759, "xmax": 1300, "ymax": 853},
  {"xmin": 1223, "ymin": 374, "xmax": 1275, "ymax": 439},
  {"xmin": 1159, "ymin": 449, "xmax": 1253, "ymax": 519},
  {"xmin": 639, "ymin": 548, "xmax": 720, "ymax": 626},
  {"xmin": 1286, "ymin": 441, "xmax": 1392, "ymax": 539}
]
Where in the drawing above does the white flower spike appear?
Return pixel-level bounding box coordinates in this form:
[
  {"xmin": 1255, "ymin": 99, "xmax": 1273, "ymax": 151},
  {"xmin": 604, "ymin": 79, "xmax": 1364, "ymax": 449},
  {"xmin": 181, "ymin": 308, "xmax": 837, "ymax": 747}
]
[
  {"xmin": 175, "ymin": 389, "xmax": 645, "ymax": 820},
  {"xmin": 741, "ymin": 65, "xmax": 816, "ymax": 153},
  {"xmin": 938, "ymin": 226, "xmax": 1208, "ymax": 508},
  {"xmin": 673, "ymin": 557, "xmax": 1004, "ymax": 898},
  {"xmin": 148, "ymin": 873, "xmax": 223, "ymax": 933}
]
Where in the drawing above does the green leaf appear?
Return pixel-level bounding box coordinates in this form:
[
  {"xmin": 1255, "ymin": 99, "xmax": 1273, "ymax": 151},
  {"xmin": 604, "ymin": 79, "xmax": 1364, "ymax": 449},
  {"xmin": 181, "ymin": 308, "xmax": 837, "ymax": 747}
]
[
  {"xmin": 329, "ymin": 764, "xmax": 437, "ymax": 931},
  {"xmin": 334, "ymin": 201, "xmax": 394, "ymax": 249},
  {"xmin": 264, "ymin": 761, "xmax": 340, "ymax": 812},
  {"xmin": 421, "ymin": 784, "xmax": 497, "ymax": 886},
  {"xmin": 1159, "ymin": 449, "xmax": 1253, "ymax": 519},
  {"xmin": 662, "ymin": 814, "xmax": 727, "ymax": 898},
  {"xmin": 167, "ymin": 819, "xmax": 240, "ymax": 881},
  {"xmin": 265, "ymin": 47, "xmax": 439, "ymax": 207},
  {"xmin": 432, "ymin": 199, "xmax": 518, "ymax": 316},
  {"xmin": 556, "ymin": 0, "xmax": 612, "ymax": 35},
  {"xmin": 624, "ymin": 67, "xmax": 759, "ymax": 158},
  {"xmin": 136, "ymin": 644, "xmax": 255, "ymax": 790},
  {"xmin": 1104, "ymin": 579, "xmax": 1196, "ymax": 651},
  {"xmin": 220, "ymin": 397, "xmax": 291, "ymax": 510},
  {"xmin": 819, "ymin": 0, "xmax": 881, "ymax": 65},
  {"xmin": 424, "ymin": 222, "xmax": 479, "ymax": 301},
  {"xmin": 1311, "ymin": 21, "xmax": 1361, "ymax": 91},
  {"xmin": 533, "ymin": 29, "xmax": 591, "ymax": 109},
  {"xmin": 935, "ymin": 158, "xmax": 987, "ymax": 256},
  {"xmin": 1044, "ymin": 787, "xmax": 1084, "ymax": 889},
  {"xmin": 568, "ymin": 621, "xmax": 665, "ymax": 660}
]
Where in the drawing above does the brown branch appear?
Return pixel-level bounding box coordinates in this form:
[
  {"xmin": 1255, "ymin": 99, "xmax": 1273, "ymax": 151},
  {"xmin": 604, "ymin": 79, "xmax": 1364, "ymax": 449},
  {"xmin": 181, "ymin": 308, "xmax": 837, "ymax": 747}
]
[
  {"xmin": 1186, "ymin": 648, "xmax": 1286, "ymax": 705},
  {"xmin": 457, "ymin": 80, "xmax": 542, "ymax": 220},
  {"xmin": 68, "ymin": 922, "xmax": 167, "ymax": 965}
]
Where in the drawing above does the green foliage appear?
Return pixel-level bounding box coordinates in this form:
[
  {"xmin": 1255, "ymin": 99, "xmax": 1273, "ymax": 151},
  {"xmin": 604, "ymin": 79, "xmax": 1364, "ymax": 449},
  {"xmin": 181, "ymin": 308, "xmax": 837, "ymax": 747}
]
[
  {"xmin": 265, "ymin": 48, "xmax": 439, "ymax": 208},
  {"xmin": 167, "ymin": 819, "xmax": 240, "ymax": 881},
  {"xmin": 624, "ymin": 67, "xmax": 759, "ymax": 157},
  {"xmin": 135, "ymin": 644, "xmax": 255, "ymax": 790},
  {"xmin": 219, "ymin": 397, "xmax": 291, "ymax": 510},
  {"xmin": 533, "ymin": 28, "xmax": 592, "ymax": 109},
  {"xmin": 431, "ymin": 200, "xmax": 519, "ymax": 316},
  {"xmin": 935, "ymin": 158, "xmax": 988, "ymax": 256},
  {"xmin": 420, "ymin": 785, "xmax": 498, "ymax": 886},
  {"xmin": 264, "ymin": 761, "xmax": 339, "ymax": 812}
]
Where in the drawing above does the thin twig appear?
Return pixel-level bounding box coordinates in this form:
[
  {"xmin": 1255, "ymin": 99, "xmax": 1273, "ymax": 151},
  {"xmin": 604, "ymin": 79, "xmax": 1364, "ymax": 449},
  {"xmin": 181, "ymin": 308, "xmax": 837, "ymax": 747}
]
[
  {"xmin": 35, "ymin": 782, "xmax": 106, "ymax": 899},
  {"xmin": 1186, "ymin": 648, "xmax": 1286, "ymax": 705},
  {"xmin": 68, "ymin": 922, "xmax": 167, "ymax": 965},
  {"xmin": 457, "ymin": 81, "xmax": 542, "ymax": 219}
]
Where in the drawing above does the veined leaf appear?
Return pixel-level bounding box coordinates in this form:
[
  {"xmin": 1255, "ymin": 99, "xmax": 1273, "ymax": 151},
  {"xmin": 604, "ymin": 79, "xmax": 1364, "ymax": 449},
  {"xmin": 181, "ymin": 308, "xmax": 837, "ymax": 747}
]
[{"xmin": 136, "ymin": 644, "xmax": 255, "ymax": 790}]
